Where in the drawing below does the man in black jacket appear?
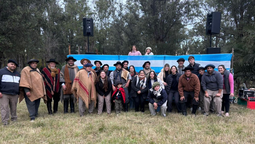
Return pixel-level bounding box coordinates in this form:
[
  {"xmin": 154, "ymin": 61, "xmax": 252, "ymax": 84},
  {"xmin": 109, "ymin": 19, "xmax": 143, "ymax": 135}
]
[
  {"xmin": 0, "ymin": 60, "xmax": 20, "ymax": 125},
  {"xmin": 187, "ymin": 56, "xmax": 200, "ymax": 76}
]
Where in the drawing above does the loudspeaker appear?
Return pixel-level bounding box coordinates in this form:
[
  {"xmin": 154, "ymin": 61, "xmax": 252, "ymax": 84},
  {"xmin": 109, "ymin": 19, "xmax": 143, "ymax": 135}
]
[
  {"xmin": 83, "ymin": 18, "xmax": 93, "ymax": 36},
  {"xmin": 206, "ymin": 47, "xmax": 221, "ymax": 54},
  {"xmin": 206, "ymin": 12, "xmax": 221, "ymax": 35}
]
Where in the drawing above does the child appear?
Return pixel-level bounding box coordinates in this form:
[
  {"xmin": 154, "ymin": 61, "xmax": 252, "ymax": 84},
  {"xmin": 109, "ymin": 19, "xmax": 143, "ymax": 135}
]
[{"xmin": 112, "ymin": 81, "xmax": 126, "ymax": 114}]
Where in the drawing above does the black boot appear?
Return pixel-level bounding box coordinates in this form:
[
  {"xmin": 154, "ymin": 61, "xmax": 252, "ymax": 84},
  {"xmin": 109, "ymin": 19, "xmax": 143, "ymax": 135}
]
[
  {"xmin": 181, "ymin": 103, "xmax": 187, "ymax": 116},
  {"xmin": 64, "ymin": 99, "xmax": 68, "ymax": 113},
  {"xmin": 124, "ymin": 103, "xmax": 129, "ymax": 112},
  {"xmin": 47, "ymin": 102, "xmax": 53, "ymax": 115},
  {"xmin": 53, "ymin": 100, "xmax": 59, "ymax": 113},
  {"xmin": 192, "ymin": 105, "xmax": 198, "ymax": 115},
  {"xmin": 70, "ymin": 98, "xmax": 75, "ymax": 113}
]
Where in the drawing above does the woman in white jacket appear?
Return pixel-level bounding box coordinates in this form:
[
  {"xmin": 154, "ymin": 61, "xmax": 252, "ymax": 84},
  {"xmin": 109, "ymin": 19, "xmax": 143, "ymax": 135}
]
[
  {"xmin": 157, "ymin": 63, "xmax": 171, "ymax": 87},
  {"xmin": 144, "ymin": 47, "xmax": 154, "ymax": 55}
]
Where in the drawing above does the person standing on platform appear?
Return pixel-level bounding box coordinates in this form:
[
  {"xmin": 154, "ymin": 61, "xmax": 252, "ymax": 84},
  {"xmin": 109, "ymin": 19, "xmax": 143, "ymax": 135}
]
[
  {"xmin": 128, "ymin": 45, "xmax": 142, "ymax": 56},
  {"xmin": 144, "ymin": 47, "xmax": 154, "ymax": 55},
  {"xmin": 19, "ymin": 59, "xmax": 46, "ymax": 122},
  {"xmin": 41, "ymin": 59, "xmax": 61, "ymax": 114},
  {"xmin": 0, "ymin": 60, "xmax": 20, "ymax": 125}
]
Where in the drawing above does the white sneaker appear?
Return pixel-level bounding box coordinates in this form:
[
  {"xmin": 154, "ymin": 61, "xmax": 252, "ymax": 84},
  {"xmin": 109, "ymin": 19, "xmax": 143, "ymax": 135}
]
[
  {"xmin": 225, "ymin": 113, "xmax": 229, "ymax": 117},
  {"xmin": 30, "ymin": 120, "xmax": 35, "ymax": 122}
]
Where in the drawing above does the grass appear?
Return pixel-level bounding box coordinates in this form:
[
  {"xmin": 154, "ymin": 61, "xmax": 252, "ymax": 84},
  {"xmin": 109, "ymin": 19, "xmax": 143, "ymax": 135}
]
[{"xmin": 1, "ymin": 100, "xmax": 255, "ymax": 144}]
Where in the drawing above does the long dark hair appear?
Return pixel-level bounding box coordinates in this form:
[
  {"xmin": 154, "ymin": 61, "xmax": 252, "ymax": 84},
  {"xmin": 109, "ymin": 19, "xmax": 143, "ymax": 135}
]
[
  {"xmin": 148, "ymin": 71, "xmax": 157, "ymax": 81},
  {"xmin": 129, "ymin": 65, "xmax": 137, "ymax": 76},
  {"xmin": 96, "ymin": 71, "xmax": 109, "ymax": 92},
  {"xmin": 170, "ymin": 65, "xmax": 178, "ymax": 74},
  {"xmin": 218, "ymin": 65, "xmax": 226, "ymax": 70},
  {"xmin": 131, "ymin": 45, "xmax": 137, "ymax": 51}
]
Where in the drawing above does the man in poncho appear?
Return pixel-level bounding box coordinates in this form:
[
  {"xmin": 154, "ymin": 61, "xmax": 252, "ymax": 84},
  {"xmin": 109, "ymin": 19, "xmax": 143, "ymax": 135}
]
[
  {"xmin": 19, "ymin": 59, "xmax": 46, "ymax": 122},
  {"xmin": 72, "ymin": 63, "xmax": 97, "ymax": 116}
]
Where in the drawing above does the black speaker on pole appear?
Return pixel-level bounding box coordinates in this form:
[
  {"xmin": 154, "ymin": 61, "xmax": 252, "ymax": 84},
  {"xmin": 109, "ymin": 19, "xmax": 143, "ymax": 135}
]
[
  {"xmin": 206, "ymin": 12, "xmax": 221, "ymax": 35},
  {"xmin": 83, "ymin": 18, "xmax": 93, "ymax": 36},
  {"xmin": 206, "ymin": 47, "xmax": 221, "ymax": 54}
]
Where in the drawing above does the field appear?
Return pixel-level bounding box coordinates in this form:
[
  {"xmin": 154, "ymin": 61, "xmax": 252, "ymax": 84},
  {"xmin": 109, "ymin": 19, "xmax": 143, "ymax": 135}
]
[{"xmin": 0, "ymin": 100, "xmax": 255, "ymax": 144}]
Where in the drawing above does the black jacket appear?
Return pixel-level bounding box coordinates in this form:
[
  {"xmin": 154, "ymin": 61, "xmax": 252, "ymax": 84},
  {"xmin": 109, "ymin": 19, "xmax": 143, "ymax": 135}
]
[
  {"xmin": 96, "ymin": 79, "xmax": 112, "ymax": 96},
  {"xmin": 187, "ymin": 62, "xmax": 200, "ymax": 75},
  {"xmin": 148, "ymin": 89, "xmax": 167, "ymax": 106},
  {"xmin": 130, "ymin": 76, "xmax": 148, "ymax": 98},
  {"xmin": 0, "ymin": 67, "xmax": 20, "ymax": 95},
  {"xmin": 165, "ymin": 73, "xmax": 181, "ymax": 94}
]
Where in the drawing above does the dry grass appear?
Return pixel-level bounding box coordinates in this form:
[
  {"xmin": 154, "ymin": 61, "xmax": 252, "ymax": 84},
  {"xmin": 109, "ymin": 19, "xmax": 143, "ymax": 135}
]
[{"xmin": 1, "ymin": 100, "xmax": 255, "ymax": 144}]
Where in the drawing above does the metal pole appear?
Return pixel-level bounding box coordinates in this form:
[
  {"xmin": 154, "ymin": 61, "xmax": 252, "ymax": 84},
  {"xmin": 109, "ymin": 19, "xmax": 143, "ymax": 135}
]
[
  {"xmin": 210, "ymin": 34, "xmax": 212, "ymax": 47},
  {"xmin": 87, "ymin": 36, "xmax": 89, "ymax": 53}
]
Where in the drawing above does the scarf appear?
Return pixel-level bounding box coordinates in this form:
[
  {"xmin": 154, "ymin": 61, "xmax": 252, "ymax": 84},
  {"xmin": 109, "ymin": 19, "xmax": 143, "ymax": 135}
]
[
  {"xmin": 48, "ymin": 66, "xmax": 59, "ymax": 77},
  {"xmin": 151, "ymin": 87, "xmax": 163, "ymax": 98},
  {"xmin": 115, "ymin": 70, "xmax": 122, "ymax": 81},
  {"xmin": 144, "ymin": 68, "xmax": 151, "ymax": 75},
  {"xmin": 136, "ymin": 76, "xmax": 147, "ymax": 89}
]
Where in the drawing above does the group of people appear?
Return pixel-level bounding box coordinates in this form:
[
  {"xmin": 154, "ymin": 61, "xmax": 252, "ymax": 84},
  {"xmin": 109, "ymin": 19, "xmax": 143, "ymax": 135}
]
[
  {"xmin": 0, "ymin": 55, "xmax": 234, "ymax": 125},
  {"xmin": 128, "ymin": 45, "xmax": 154, "ymax": 56}
]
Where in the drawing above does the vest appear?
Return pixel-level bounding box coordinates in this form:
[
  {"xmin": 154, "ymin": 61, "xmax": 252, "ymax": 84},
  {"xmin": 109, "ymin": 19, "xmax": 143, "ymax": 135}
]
[{"xmin": 113, "ymin": 70, "xmax": 127, "ymax": 85}]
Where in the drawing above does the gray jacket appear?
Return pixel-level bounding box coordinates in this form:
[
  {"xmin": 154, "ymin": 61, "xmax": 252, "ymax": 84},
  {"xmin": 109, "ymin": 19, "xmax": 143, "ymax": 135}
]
[{"xmin": 201, "ymin": 70, "xmax": 223, "ymax": 91}]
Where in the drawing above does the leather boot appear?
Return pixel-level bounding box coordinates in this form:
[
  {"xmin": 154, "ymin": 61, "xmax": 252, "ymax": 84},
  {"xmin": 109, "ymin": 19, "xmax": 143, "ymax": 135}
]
[
  {"xmin": 181, "ymin": 103, "xmax": 187, "ymax": 116},
  {"xmin": 70, "ymin": 98, "xmax": 75, "ymax": 113},
  {"xmin": 124, "ymin": 103, "xmax": 129, "ymax": 112},
  {"xmin": 64, "ymin": 99, "xmax": 68, "ymax": 113},
  {"xmin": 53, "ymin": 100, "xmax": 59, "ymax": 113},
  {"xmin": 47, "ymin": 102, "xmax": 53, "ymax": 115}
]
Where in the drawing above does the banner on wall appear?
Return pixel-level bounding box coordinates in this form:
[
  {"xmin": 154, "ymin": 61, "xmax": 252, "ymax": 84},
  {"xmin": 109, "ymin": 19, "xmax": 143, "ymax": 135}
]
[{"xmin": 68, "ymin": 53, "xmax": 233, "ymax": 73}]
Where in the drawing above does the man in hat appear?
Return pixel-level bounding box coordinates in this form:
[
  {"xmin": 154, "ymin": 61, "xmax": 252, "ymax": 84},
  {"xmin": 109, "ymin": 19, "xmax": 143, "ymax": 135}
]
[
  {"xmin": 178, "ymin": 67, "xmax": 200, "ymax": 116},
  {"xmin": 145, "ymin": 47, "xmax": 154, "ymax": 55},
  {"xmin": 41, "ymin": 59, "xmax": 61, "ymax": 114},
  {"xmin": 81, "ymin": 58, "xmax": 91, "ymax": 67},
  {"xmin": 102, "ymin": 64, "xmax": 112, "ymax": 76},
  {"xmin": 143, "ymin": 61, "xmax": 154, "ymax": 78},
  {"xmin": 201, "ymin": 64, "xmax": 223, "ymax": 116},
  {"xmin": 0, "ymin": 60, "xmax": 20, "ymax": 125},
  {"xmin": 94, "ymin": 60, "xmax": 102, "ymax": 76},
  {"xmin": 122, "ymin": 60, "xmax": 129, "ymax": 71},
  {"xmin": 19, "ymin": 59, "xmax": 46, "ymax": 121},
  {"xmin": 60, "ymin": 56, "xmax": 79, "ymax": 113},
  {"xmin": 198, "ymin": 67, "xmax": 205, "ymax": 114},
  {"xmin": 177, "ymin": 58, "xmax": 185, "ymax": 75},
  {"xmin": 110, "ymin": 61, "xmax": 131, "ymax": 112},
  {"xmin": 72, "ymin": 63, "xmax": 97, "ymax": 116},
  {"xmin": 187, "ymin": 56, "xmax": 200, "ymax": 76}
]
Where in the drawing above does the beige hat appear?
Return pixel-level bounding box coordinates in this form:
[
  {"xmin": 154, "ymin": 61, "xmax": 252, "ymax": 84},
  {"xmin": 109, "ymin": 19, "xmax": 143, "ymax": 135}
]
[{"xmin": 145, "ymin": 47, "xmax": 152, "ymax": 52}]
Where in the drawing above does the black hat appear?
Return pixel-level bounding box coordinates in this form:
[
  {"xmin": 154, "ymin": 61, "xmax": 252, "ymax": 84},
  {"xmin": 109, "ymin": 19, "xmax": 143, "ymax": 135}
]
[
  {"xmin": 65, "ymin": 56, "xmax": 77, "ymax": 62},
  {"xmin": 198, "ymin": 67, "xmax": 205, "ymax": 71},
  {"xmin": 182, "ymin": 67, "xmax": 194, "ymax": 71},
  {"xmin": 115, "ymin": 81, "xmax": 123, "ymax": 86},
  {"xmin": 84, "ymin": 63, "xmax": 93, "ymax": 67},
  {"xmin": 46, "ymin": 59, "xmax": 59, "ymax": 64},
  {"xmin": 143, "ymin": 61, "xmax": 151, "ymax": 68},
  {"xmin": 8, "ymin": 59, "xmax": 19, "ymax": 67},
  {"xmin": 94, "ymin": 60, "xmax": 102, "ymax": 66},
  {"xmin": 205, "ymin": 64, "xmax": 215, "ymax": 69},
  {"xmin": 122, "ymin": 60, "xmax": 129, "ymax": 65},
  {"xmin": 102, "ymin": 64, "xmax": 109, "ymax": 68},
  {"xmin": 177, "ymin": 58, "xmax": 185, "ymax": 62},
  {"xmin": 113, "ymin": 61, "xmax": 123, "ymax": 67},
  {"xmin": 27, "ymin": 59, "xmax": 39, "ymax": 64}
]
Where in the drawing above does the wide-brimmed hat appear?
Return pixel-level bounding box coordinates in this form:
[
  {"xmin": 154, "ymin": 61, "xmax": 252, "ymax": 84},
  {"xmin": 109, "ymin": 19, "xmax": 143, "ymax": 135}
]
[
  {"xmin": 46, "ymin": 59, "xmax": 59, "ymax": 64},
  {"xmin": 102, "ymin": 64, "xmax": 109, "ymax": 68},
  {"xmin": 205, "ymin": 64, "xmax": 215, "ymax": 69},
  {"xmin": 84, "ymin": 63, "xmax": 93, "ymax": 67},
  {"xmin": 152, "ymin": 82, "xmax": 160, "ymax": 89},
  {"xmin": 27, "ymin": 59, "xmax": 39, "ymax": 64},
  {"xmin": 65, "ymin": 56, "xmax": 77, "ymax": 62},
  {"xmin": 8, "ymin": 59, "xmax": 19, "ymax": 67},
  {"xmin": 182, "ymin": 67, "xmax": 194, "ymax": 71},
  {"xmin": 94, "ymin": 60, "xmax": 102, "ymax": 66},
  {"xmin": 122, "ymin": 60, "xmax": 129, "ymax": 65},
  {"xmin": 145, "ymin": 47, "xmax": 152, "ymax": 51},
  {"xmin": 80, "ymin": 58, "xmax": 91, "ymax": 65},
  {"xmin": 177, "ymin": 58, "xmax": 185, "ymax": 62},
  {"xmin": 198, "ymin": 67, "xmax": 205, "ymax": 71},
  {"xmin": 113, "ymin": 61, "xmax": 123, "ymax": 67},
  {"xmin": 115, "ymin": 81, "xmax": 123, "ymax": 86},
  {"xmin": 143, "ymin": 61, "xmax": 151, "ymax": 68}
]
